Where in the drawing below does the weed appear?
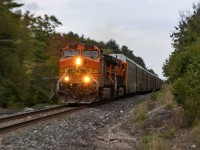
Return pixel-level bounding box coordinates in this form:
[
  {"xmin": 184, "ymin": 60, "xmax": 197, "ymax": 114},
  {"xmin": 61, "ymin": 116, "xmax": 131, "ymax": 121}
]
[
  {"xmin": 164, "ymin": 102, "xmax": 174, "ymax": 109},
  {"xmin": 142, "ymin": 134, "xmax": 169, "ymax": 150},
  {"xmin": 162, "ymin": 128, "xmax": 176, "ymax": 139},
  {"xmin": 132, "ymin": 101, "xmax": 148, "ymax": 124},
  {"xmin": 150, "ymin": 91, "xmax": 158, "ymax": 101},
  {"xmin": 142, "ymin": 135, "xmax": 152, "ymax": 150}
]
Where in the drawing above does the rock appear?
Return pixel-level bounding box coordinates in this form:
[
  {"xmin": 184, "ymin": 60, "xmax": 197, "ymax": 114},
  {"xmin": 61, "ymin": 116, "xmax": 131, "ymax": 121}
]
[
  {"xmin": 24, "ymin": 107, "xmax": 34, "ymax": 112},
  {"xmin": 191, "ymin": 144, "xmax": 196, "ymax": 149},
  {"xmin": 172, "ymin": 145, "xmax": 176, "ymax": 149},
  {"xmin": 120, "ymin": 110, "xmax": 124, "ymax": 113},
  {"xmin": 33, "ymin": 130, "xmax": 38, "ymax": 133}
]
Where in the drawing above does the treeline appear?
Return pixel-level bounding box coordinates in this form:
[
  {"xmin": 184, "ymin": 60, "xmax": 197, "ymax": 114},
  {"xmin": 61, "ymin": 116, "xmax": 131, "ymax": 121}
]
[
  {"xmin": 0, "ymin": 0, "xmax": 154, "ymax": 108},
  {"xmin": 163, "ymin": 3, "xmax": 200, "ymax": 125},
  {"xmin": 0, "ymin": 0, "xmax": 63, "ymax": 108}
]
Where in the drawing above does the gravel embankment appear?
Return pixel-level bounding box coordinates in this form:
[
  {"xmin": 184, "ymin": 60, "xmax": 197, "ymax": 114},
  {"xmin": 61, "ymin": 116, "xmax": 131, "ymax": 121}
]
[{"xmin": 0, "ymin": 94, "xmax": 148, "ymax": 150}]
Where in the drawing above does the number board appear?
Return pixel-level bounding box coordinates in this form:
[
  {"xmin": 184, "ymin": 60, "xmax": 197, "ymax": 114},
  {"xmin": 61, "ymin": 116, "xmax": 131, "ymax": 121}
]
[
  {"xmin": 85, "ymin": 45, "xmax": 93, "ymax": 49},
  {"xmin": 69, "ymin": 45, "xmax": 77, "ymax": 49}
]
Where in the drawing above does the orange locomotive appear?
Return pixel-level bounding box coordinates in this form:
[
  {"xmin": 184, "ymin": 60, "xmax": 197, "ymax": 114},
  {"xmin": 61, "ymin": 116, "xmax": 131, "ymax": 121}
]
[
  {"xmin": 57, "ymin": 44, "xmax": 102, "ymax": 103},
  {"xmin": 57, "ymin": 43, "xmax": 163, "ymax": 104}
]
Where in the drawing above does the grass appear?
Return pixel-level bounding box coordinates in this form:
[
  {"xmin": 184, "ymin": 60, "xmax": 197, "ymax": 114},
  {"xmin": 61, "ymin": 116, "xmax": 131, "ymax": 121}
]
[
  {"xmin": 149, "ymin": 134, "xmax": 169, "ymax": 150},
  {"xmin": 150, "ymin": 91, "xmax": 159, "ymax": 101},
  {"xmin": 162, "ymin": 127, "xmax": 176, "ymax": 139},
  {"xmin": 190, "ymin": 122, "xmax": 200, "ymax": 145},
  {"xmin": 132, "ymin": 101, "xmax": 148, "ymax": 124},
  {"xmin": 142, "ymin": 134, "xmax": 169, "ymax": 150},
  {"xmin": 142, "ymin": 135, "xmax": 152, "ymax": 150},
  {"xmin": 160, "ymin": 84, "xmax": 176, "ymax": 109},
  {"xmin": 164, "ymin": 101, "xmax": 174, "ymax": 109}
]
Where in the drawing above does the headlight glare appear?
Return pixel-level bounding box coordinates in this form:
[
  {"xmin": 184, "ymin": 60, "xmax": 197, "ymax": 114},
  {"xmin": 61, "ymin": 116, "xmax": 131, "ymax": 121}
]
[
  {"xmin": 83, "ymin": 76, "xmax": 90, "ymax": 83},
  {"xmin": 64, "ymin": 76, "xmax": 69, "ymax": 82},
  {"xmin": 76, "ymin": 57, "xmax": 81, "ymax": 65}
]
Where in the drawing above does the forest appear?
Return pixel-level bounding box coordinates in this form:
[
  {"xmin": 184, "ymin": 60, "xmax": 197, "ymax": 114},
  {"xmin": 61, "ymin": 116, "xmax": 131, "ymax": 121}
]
[{"xmin": 0, "ymin": 0, "xmax": 153, "ymax": 108}]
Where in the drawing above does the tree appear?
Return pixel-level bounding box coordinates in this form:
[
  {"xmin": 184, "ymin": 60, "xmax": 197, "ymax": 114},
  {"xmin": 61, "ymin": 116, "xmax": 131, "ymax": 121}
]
[
  {"xmin": 21, "ymin": 12, "xmax": 62, "ymax": 106},
  {"xmin": 22, "ymin": 11, "xmax": 62, "ymax": 41},
  {"xmin": 106, "ymin": 39, "xmax": 120, "ymax": 53},
  {"xmin": 0, "ymin": 0, "xmax": 30, "ymax": 107}
]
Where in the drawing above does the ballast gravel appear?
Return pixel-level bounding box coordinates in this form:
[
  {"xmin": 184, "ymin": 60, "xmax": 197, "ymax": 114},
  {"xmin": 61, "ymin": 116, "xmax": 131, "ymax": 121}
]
[{"xmin": 0, "ymin": 95, "xmax": 147, "ymax": 150}]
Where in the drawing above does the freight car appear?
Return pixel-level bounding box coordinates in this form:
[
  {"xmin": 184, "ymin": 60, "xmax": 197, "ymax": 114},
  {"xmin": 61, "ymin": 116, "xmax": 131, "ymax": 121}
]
[{"xmin": 57, "ymin": 43, "xmax": 163, "ymax": 104}]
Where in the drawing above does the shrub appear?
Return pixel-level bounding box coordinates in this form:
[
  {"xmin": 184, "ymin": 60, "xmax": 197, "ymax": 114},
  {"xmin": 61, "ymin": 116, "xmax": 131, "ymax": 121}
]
[
  {"xmin": 162, "ymin": 4, "xmax": 200, "ymax": 126},
  {"xmin": 172, "ymin": 54, "xmax": 200, "ymax": 126}
]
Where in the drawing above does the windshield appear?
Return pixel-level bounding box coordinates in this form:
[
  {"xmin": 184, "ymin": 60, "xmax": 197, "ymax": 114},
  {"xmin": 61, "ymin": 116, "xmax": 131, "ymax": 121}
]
[
  {"xmin": 63, "ymin": 50, "xmax": 79, "ymax": 58},
  {"xmin": 82, "ymin": 50, "xmax": 99, "ymax": 59}
]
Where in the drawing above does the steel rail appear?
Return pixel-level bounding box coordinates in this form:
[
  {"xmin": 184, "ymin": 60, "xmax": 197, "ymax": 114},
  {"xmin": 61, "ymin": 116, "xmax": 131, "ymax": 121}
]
[
  {"xmin": 0, "ymin": 105, "xmax": 69, "ymax": 123},
  {"xmin": 0, "ymin": 106, "xmax": 85, "ymax": 134}
]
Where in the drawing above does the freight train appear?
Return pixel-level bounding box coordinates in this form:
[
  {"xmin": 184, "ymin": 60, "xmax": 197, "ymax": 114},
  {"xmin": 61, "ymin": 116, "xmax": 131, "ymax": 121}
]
[{"xmin": 57, "ymin": 43, "xmax": 163, "ymax": 104}]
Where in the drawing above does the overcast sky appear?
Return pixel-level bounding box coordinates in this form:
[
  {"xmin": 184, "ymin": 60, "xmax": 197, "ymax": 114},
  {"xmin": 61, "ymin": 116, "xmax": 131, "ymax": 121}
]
[{"xmin": 15, "ymin": 0, "xmax": 199, "ymax": 79}]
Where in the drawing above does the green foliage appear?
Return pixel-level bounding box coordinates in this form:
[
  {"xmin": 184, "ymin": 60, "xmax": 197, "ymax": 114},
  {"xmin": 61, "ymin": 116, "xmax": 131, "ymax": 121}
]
[
  {"xmin": 106, "ymin": 39, "xmax": 120, "ymax": 53},
  {"xmin": 172, "ymin": 54, "xmax": 200, "ymax": 125},
  {"xmin": 164, "ymin": 102, "xmax": 174, "ymax": 110},
  {"xmin": 0, "ymin": 0, "xmax": 30, "ymax": 107},
  {"xmin": 163, "ymin": 3, "xmax": 200, "ymax": 125},
  {"xmin": 142, "ymin": 135, "xmax": 152, "ymax": 149},
  {"xmin": 22, "ymin": 11, "xmax": 62, "ymax": 41},
  {"xmin": 150, "ymin": 91, "xmax": 159, "ymax": 101},
  {"xmin": 0, "ymin": 0, "xmax": 61, "ymax": 108}
]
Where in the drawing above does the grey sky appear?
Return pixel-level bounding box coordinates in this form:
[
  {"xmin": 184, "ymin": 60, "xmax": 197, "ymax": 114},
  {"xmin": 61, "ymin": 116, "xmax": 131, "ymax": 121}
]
[{"xmin": 15, "ymin": 0, "xmax": 199, "ymax": 79}]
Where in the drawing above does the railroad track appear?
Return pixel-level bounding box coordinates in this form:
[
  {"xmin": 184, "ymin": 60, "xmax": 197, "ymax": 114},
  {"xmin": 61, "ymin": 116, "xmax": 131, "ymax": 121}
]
[
  {"xmin": 0, "ymin": 105, "xmax": 86, "ymax": 134},
  {"xmin": 0, "ymin": 93, "xmax": 139, "ymax": 134}
]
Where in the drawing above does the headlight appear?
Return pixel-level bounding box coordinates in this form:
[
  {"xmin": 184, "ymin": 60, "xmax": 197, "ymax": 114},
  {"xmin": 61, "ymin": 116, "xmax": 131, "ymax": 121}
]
[
  {"xmin": 83, "ymin": 76, "xmax": 90, "ymax": 83},
  {"xmin": 76, "ymin": 57, "xmax": 82, "ymax": 66},
  {"xmin": 64, "ymin": 76, "xmax": 69, "ymax": 82}
]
